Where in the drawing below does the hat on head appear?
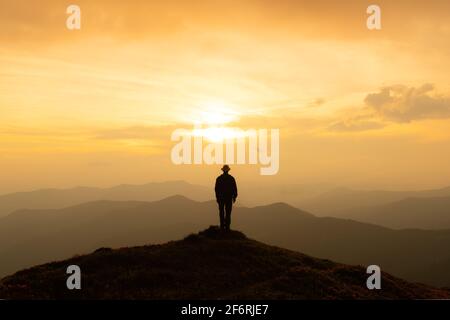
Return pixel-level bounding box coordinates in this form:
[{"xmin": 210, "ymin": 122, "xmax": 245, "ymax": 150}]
[{"xmin": 221, "ymin": 164, "xmax": 231, "ymax": 172}]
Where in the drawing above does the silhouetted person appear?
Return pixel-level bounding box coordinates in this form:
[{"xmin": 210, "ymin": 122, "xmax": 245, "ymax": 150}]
[{"xmin": 215, "ymin": 165, "xmax": 238, "ymax": 231}]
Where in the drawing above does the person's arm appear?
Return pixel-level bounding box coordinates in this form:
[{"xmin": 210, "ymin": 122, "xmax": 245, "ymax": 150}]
[
  {"xmin": 215, "ymin": 178, "xmax": 220, "ymax": 202},
  {"xmin": 232, "ymin": 177, "xmax": 238, "ymax": 202}
]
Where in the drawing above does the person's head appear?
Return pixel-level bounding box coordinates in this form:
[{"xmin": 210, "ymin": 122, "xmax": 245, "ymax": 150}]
[{"xmin": 221, "ymin": 165, "xmax": 230, "ymax": 174}]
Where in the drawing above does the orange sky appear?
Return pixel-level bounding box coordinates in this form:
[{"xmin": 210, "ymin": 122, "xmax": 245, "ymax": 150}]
[{"xmin": 1, "ymin": 0, "xmax": 450, "ymax": 193}]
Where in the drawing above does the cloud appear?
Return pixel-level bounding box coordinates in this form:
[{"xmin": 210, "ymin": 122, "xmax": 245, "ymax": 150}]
[
  {"xmin": 328, "ymin": 119, "xmax": 385, "ymax": 132},
  {"xmin": 328, "ymin": 83, "xmax": 450, "ymax": 133},
  {"xmin": 309, "ymin": 98, "xmax": 326, "ymax": 108},
  {"xmin": 364, "ymin": 84, "xmax": 450, "ymax": 122}
]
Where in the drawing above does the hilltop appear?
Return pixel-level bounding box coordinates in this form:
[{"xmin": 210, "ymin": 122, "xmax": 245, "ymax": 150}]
[{"xmin": 0, "ymin": 226, "xmax": 448, "ymax": 300}]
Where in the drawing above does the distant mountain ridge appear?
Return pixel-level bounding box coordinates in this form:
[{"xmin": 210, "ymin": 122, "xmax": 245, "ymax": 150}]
[
  {"xmin": 300, "ymin": 185, "xmax": 450, "ymax": 216},
  {"xmin": 3, "ymin": 182, "xmax": 450, "ymax": 231},
  {"xmin": 0, "ymin": 181, "xmax": 211, "ymax": 218},
  {"xmin": 1, "ymin": 226, "xmax": 448, "ymax": 300},
  {"xmin": 342, "ymin": 196, "xmax": 450, "ymax": 229}
]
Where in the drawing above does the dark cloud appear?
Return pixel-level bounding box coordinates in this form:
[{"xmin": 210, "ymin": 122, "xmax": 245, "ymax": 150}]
[{"xmin": 364, "ymin": 84, "xmax": 450, "ymax": 122}]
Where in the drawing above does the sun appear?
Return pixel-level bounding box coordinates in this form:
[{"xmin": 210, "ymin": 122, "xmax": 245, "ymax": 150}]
[
  {"xmin": 196, "ymin": 101, "xmax": 239, "ymax": 126},
  {"xmin": 189, "ymin": 100, "xmax": 246, "ymax": 142}
]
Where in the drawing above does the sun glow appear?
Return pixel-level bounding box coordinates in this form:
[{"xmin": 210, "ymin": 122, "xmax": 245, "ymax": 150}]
[
  {"xmin": 186, "ymin": 101, "xmax": 246, "ymax": 142},
  {"xmin": 192, "ymin": 126, "xmax": 249, "ymax": 143},
  {"xmin": 193, "ymin": 101, "xmax": 240, "ymax": 125}
]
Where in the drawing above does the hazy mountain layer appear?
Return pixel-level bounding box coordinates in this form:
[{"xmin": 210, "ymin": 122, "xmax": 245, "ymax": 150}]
[{"xmin": 1, "ymin": 196, "xmax": 450, "ymax": 287}]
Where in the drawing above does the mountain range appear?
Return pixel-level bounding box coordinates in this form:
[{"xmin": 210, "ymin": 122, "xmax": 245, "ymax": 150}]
[
  {"xmin": 2, "ymin": 181, "xmax": 450, "ymax": 230},
  {"xmin": 0, "ymin": 181, "xmax": 211, "ymax": 218},
  {"xmin": 300, "ymin": 186, "xmax": 450, "ymax": 218},
  {"xmin": 1, "ymin": 195, "xmax": 450, "ymax": 287},
  {"xmin": 341, "ymin": 196, "xmax": 450, "ymax": 229}
]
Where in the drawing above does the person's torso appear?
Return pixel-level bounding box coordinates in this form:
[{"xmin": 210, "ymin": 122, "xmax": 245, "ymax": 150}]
[{"xmin": 216, "ymin": 174, "xmax": 235, "ymax": 198}]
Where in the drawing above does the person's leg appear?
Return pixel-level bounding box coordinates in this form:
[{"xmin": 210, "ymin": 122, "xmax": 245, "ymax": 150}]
[
  {"xmin": 218, "ymin": 201, "xmax": 225, "ymax": 229},
  {"xmin": 225, "ymin": 199, "xmax": 233, "ymax": 231}
]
